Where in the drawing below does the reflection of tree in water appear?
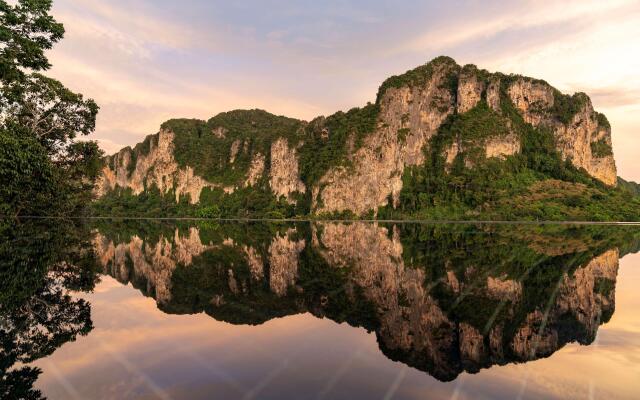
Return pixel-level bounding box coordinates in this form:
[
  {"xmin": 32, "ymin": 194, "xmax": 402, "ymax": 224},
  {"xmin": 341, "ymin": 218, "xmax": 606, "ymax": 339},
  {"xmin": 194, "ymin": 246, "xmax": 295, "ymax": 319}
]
[
  {"xmin": 94, "ymin": 221, "xmax": 640, "ymax": 381},
  {"xmin": 0, "ymin": 220, "xmax": 100, "ymax": 400}
]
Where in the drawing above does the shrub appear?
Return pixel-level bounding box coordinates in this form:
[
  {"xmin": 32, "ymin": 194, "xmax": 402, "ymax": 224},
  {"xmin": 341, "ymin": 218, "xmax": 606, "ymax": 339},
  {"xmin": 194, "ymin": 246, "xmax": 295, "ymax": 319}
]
[{"xmin": 590, "ymin": 139, "xmax": 613, "ymax": 158}]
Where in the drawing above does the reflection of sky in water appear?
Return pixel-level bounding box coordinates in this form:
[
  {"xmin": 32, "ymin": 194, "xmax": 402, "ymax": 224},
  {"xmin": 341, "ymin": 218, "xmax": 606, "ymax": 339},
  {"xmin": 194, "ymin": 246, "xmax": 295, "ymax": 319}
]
[{"xmin": 32, "ymin": 253, "xmax": 640, "ymax": 400}]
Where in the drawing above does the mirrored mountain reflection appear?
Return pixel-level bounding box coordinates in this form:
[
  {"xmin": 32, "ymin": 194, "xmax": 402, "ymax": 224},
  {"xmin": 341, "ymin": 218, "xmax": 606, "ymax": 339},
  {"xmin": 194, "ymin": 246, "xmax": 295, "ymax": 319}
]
[
  {"xmin": 93, "ymin": 220, "xmax": 640, "ymax": 381},
  {"xmin": 0, "ymin": 219, "xmax": 101, "ymax": 400}
]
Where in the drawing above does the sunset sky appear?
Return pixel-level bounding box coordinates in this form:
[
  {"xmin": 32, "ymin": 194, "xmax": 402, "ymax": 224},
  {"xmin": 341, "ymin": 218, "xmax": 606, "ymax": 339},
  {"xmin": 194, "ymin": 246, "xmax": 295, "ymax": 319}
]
[{"xmin": 47, "ymin": 0, "xmax": 640, "ymax": 180}]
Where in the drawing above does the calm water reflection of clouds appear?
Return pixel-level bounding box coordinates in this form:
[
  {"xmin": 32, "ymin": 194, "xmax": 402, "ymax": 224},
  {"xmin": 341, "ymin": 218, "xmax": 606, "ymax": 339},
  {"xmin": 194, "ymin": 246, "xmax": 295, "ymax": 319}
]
[{"xmin": 31, "ymin": 252, "xmax": 640, "ymax": 399}]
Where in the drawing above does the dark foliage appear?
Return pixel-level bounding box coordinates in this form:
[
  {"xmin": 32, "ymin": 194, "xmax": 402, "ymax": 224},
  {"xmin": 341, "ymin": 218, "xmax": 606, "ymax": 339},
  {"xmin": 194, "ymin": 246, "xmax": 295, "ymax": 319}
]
[{"xmin": 0, "ymin": 0, "xmax": 103, "ymax": 217}]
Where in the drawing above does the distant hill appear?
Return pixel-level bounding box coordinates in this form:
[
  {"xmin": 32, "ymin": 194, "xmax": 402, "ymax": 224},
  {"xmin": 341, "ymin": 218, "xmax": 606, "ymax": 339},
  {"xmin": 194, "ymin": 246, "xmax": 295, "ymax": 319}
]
[
  {"xmin": 92, "ymin": 56, "xmax": 640, "ymax": 221},
  {"xmin": 619, "ymin": 177, "xmax": 640, "ymax": 196}
]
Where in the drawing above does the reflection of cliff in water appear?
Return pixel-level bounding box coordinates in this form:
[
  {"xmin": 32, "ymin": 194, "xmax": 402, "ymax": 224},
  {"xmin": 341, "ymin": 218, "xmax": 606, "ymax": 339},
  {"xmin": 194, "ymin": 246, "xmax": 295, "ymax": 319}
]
[{"xmin": 93, "ymin": 221, "xmax": 640, "ymax": 381}]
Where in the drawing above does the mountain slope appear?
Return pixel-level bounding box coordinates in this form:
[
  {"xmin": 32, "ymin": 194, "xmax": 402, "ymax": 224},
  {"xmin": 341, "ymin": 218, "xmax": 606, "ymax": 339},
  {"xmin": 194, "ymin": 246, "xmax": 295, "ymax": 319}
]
[
  {"xmin": 618, "ymin": 177, "xmax": 640, "ymax": 196},
  {"xmin": 93, "ymin": 57, "xmax": 640, "ymax": 221}
]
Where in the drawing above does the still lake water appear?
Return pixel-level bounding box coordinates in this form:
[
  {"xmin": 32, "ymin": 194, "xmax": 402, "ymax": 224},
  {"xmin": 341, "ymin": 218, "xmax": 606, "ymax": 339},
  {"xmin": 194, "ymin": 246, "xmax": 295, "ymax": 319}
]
[{"xmin": 2, "ymin": 219, "xmax": 640, "ymax": 399}]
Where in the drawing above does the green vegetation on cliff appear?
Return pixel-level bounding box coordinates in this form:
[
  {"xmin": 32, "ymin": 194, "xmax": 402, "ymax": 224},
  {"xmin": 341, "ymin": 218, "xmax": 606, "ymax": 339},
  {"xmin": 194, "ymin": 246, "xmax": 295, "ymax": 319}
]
[
  {"xmin": 375, "ymin": 75, "xmax": 639, "ymax": 221},
  {"xmin": 618, "ymin": 177, "xmax": 640, "ymax": 196},
  {"xmin": 427, "ymin": 101, "xmax": 511, "ymax": 165},
  {"xmin": 92, "ymin": 57, "xmax": 640, "ymax": 221},
  {"xmin": 375, "ymin": 55, "xmax": 459, "ymax": 103},
  {"xmin": 298, "ymin": 103, "xmax": 379, "ymax": 187},
  {"xmin": 165, "ymin": 110, "xmax": 304, "ymax": 186},
  {"xmin": 551, "ymin": 91, "xmax": 589, "ymax": 124},
  {"xmin": 590, "ymin": 138, "xmax": 613, "ymax": 158}
]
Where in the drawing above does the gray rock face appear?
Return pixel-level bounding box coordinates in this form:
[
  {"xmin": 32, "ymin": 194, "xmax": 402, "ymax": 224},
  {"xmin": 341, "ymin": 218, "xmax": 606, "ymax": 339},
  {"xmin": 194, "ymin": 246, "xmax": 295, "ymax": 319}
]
[
  {"xmin": 244, "ymin": 153, "xmax": 265, "ymax": 187},
  {"xmin": 313, "ymin": 222, "xmax": 620, "ymax": 379},
  {"xmin": 444, "ymin": 132, "xmax": 521, "ymax": 169},
  {"xmin": 229, "ymin": 139, "xmax": 242, "ymax": 163},
  {"xmin": 457, "ymin": 68, "xmax": 483, "ymax": 113},
  {"xmin": 507, "ymin": 78, "xmax": 617, "ymax": 185},
  {"xmin": 314, "ymin": 222, "xmax": 457, "ymax": 378},
  {"xmin": 94, "ymin": 57, "xmax": 619, "ymax": 213},
  {"xmin": 269, "ymin": 138, "xmax": 306, "ymax": 202},
  {"xmin": 94, "ymin": 130, "xmax": 304, "ymax": 204},
  {"xmin": 486, "ymin": 78, "xmax": 501, "ymax": 112},
  {"xmin": 485, "ymin": 133, "xmax": 521, "ymax": 159},
  {"xmin": 508, "ymin": 79, "xmax": 555, "ymax": 126},
  {"xmin": 93, "ymin": 227, "xmax": 211, "ymax": 304},
  {"xmin": 268, "ymin": 229, "xmax": 305, "ymax": 296},
  {"xmin": 313, "ymin": 62, "xmax": 457, "ymax": 215},
  {"xmin": 94, "ymin": 130, "xmax": 219, "ymax": 203}
]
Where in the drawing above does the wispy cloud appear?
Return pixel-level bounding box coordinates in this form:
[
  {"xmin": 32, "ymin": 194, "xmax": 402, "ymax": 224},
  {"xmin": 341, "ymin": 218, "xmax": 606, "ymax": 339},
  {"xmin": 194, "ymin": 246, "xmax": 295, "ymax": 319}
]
[
  {"xmin": 56, "ymin": 0, "xmax": 198, "ymax": 51},
  {"xmin": 45, "ymin": 0, "xmax": 640, "ymax": 180},
  {"xmin": 400, "ymin": 0, "xmax": 635, "ymax": 55}
]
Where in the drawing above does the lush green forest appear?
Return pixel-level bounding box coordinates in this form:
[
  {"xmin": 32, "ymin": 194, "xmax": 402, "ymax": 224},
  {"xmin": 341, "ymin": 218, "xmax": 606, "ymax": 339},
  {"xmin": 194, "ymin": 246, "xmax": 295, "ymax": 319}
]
[{"xmin": 0, "ymin": 1, "xmax": 105, "ymax": 392}]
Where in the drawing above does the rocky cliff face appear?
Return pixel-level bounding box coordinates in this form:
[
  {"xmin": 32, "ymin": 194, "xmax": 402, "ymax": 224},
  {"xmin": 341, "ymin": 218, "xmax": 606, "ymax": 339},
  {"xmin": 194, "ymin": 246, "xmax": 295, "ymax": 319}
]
[
  {"xmin": 314, "ymin": 222, "xmax": 458, "ymax": 378},
  {"xmin": 94, "ymin": 57, "xmax": 618, "ymax": 215},
  {"xmin": 95, "ymin": 119, "xmax": 307, "ymax": 206},
  {"xmin": 510, "ymin": 249, "xmax": 618, "ymax": 360},
  {"xmin": 93, "ymin": 226, "xmax": 306, "ymax": 304},
  {"xmin": 269, "ymin": 139, "xmax": 306, "ymax": 202},
  {"xmin": 507, "ymin": 79, "xmax": 617, "ymax": 185},
  {"xmin": 313, "ymin": 62, "xmax": 455, "ymax": 215},
  {"xmin": 94, "ymin": 130, "xmax": 222, "ymax": 203}
]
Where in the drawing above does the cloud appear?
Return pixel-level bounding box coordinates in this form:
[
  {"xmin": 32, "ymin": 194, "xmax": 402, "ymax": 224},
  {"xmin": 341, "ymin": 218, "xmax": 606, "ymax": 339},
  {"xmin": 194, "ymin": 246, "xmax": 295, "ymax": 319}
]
[
  {"xmin": 399, "ymin": 0, "xmax": 635, "ymax": 56},
  {"xmin": 54, "ymin": 0, "xmax": 197, "ymax": 51},
  {"xmin": 43, "ymin": 1, "xmax": 640, "ymax": 180}
]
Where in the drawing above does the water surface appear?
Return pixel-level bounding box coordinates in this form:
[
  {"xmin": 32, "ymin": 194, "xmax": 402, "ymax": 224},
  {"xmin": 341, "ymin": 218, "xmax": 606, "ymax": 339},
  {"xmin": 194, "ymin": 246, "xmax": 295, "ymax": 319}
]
[{"xmin": 2, "ymin": 219, "xmax": 640, "ymax": 399}]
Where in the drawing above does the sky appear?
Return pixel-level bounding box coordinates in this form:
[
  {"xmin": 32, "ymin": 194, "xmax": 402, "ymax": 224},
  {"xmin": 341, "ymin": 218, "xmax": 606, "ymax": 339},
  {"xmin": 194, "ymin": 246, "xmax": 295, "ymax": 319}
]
[{"xmin": 46, "ymin": 0, "xmax": 640, "ymax": 181}]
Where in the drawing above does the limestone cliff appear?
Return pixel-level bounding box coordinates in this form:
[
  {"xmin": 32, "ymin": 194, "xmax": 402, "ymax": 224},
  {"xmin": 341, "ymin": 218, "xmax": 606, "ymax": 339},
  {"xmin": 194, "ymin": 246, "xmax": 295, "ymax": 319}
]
[
  {"xmin": 313, "ymin": 222, "xmax": 620, "ymax": 380},
  {"xmin": 94, "ymin": 57, "xmax": 619, "ymax": 216},
  {"xmin": 313, "ymin": 222, "xmax": 457, "ymax": 378},
  {"xmin": 312, "ymin": 61, "xmax": 455, "ymax": 214},
  {"xmin": 507, "ymin": 79, "xmax": 617, "ymax": 185},
  {"xmin": 269, "ymin": 139, "xmax": 306, "ymax": 202},
  {"xmin": 95, "ymin": 110, "xmax": 307, "ymax": 206},
  {"xmin": 94, "ymin": 130, "xmax": 222, "ymax": 203}
]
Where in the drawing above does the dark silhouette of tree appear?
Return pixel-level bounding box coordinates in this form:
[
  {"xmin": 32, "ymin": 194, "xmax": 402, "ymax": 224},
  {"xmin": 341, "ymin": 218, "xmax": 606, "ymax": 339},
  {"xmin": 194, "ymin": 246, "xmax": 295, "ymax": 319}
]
[{"xmin": 0, "ymin": 219, "xmax": 100, "ymax": 399}]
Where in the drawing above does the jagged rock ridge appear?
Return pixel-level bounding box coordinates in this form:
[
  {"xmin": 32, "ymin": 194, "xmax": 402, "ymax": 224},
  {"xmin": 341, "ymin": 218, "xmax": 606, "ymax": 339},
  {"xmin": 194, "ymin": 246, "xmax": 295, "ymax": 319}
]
[{"xmin": 94, "ymin": 57, "xmax": 618, "ymax": 216}]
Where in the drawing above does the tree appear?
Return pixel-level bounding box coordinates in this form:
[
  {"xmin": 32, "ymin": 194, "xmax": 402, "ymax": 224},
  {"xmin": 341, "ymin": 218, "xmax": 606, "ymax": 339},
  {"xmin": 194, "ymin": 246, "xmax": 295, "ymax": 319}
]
[
  {"xmin": 0, "ymin": 124, "xmax": 55, "ymax": 217},
  {"xmin": 0, "ymin": 0, "xmax": 64, "ymax": 84},
  {"xmin": 0, "ymin": 0, "xmax": 103, "ymax": 216},
  {"xmin": 3, "ymin": 73, "xmax": 98, "ymax": 154}
]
